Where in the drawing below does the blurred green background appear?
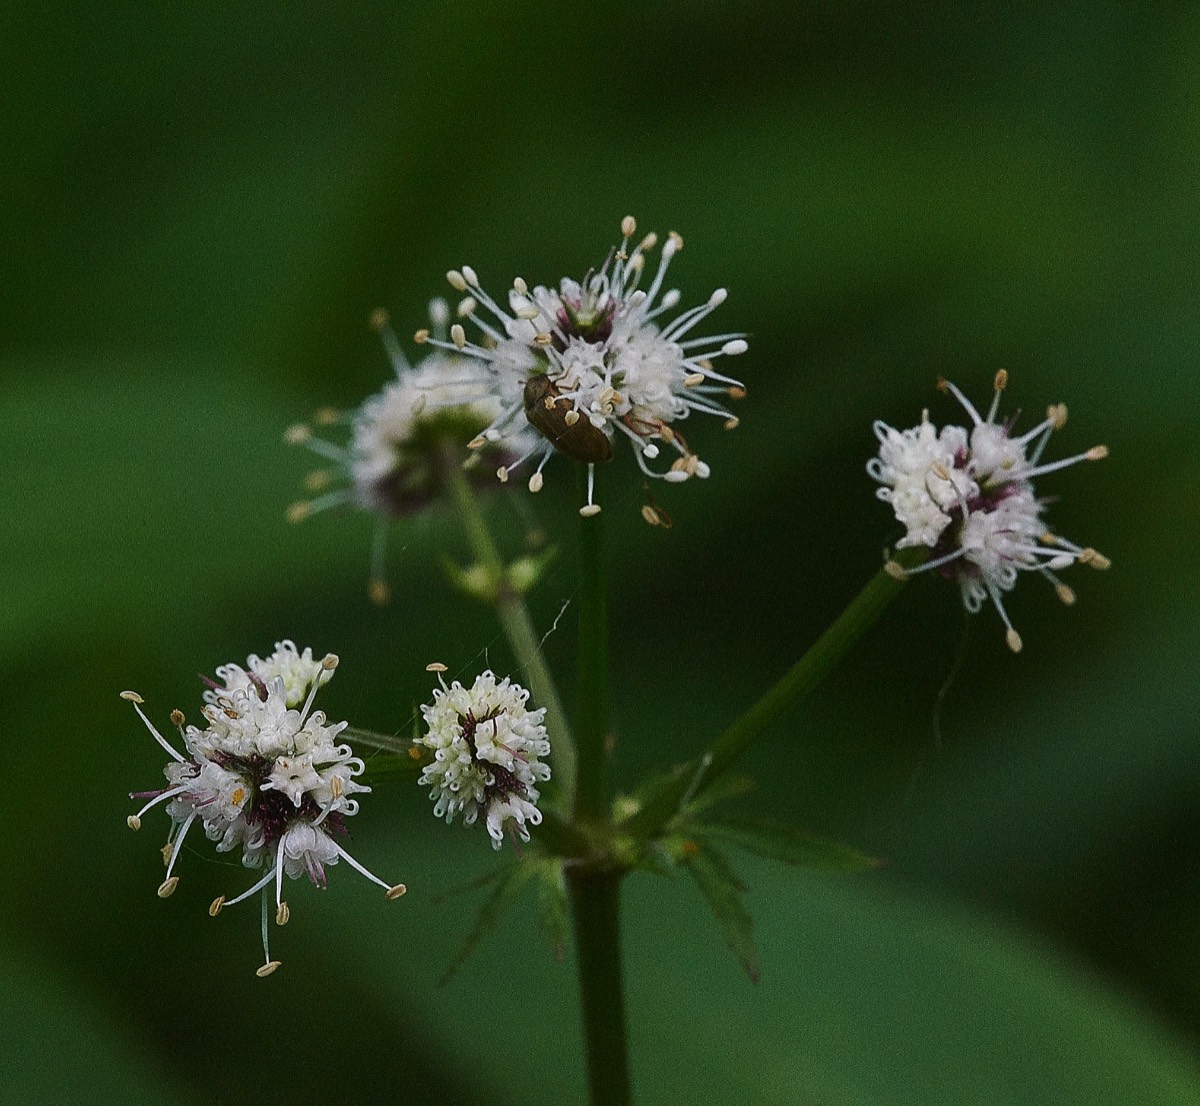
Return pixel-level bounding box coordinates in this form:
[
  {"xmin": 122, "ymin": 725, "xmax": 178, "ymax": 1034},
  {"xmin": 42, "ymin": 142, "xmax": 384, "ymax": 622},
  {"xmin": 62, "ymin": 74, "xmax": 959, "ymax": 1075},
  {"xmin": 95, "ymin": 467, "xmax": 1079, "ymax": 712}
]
[{"xmin": 4, "ymin": 1, "xmax": 1199, "ymax": 1102}]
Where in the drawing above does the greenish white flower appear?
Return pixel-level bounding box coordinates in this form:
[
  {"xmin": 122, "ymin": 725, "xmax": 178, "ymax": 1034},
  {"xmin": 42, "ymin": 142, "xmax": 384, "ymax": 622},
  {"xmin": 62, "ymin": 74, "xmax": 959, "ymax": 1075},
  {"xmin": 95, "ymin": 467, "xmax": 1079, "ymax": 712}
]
[
  {"xmin": 417, "ymin": 669, "xmax": 551, "ymax": 849},
  {"xmin": 124, "ymin": 644, "xmax": 405, "ymax": 977},
  {"xmin": 869, "ymin": 372, "xmax": 1110, "ymax": 651}
]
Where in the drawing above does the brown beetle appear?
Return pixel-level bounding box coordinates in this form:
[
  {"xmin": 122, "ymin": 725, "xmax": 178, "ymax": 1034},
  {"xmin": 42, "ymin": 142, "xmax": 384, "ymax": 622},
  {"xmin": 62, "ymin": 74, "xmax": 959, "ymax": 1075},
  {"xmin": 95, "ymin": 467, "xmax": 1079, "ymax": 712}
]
[{"xmin": 523, "ymin": 374, "xmax": 613, "ymax": 464}]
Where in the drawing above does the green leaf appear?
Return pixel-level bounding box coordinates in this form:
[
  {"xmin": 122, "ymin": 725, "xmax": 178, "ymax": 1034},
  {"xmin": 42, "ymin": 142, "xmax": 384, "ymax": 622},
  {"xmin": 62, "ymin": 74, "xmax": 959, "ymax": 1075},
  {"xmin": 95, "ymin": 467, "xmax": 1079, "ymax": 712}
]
[
  {"xmin": 694, "ymin": 816, "xmax": 881, "ymax": 873},
  {"xmin": 683, "ymin": 841, "xmax": 760, "ymax": 984},
  {"xmin": 684, "ymin": 772, "xmax": 756, "ymax": 815},
  {"xmin": 616, "ymin": 759, "xmax": 702, "ymax": 840},
  {"xmin": 356, "ymin": 752, "xmax": 424, "ymax": 782},
  {"xmin": 438, "ymin": 860, "xmax": 537, "ymax": 988},
  {"xmin": 534, "ymin": 860, "xmax": 571, "ymax": 962}
]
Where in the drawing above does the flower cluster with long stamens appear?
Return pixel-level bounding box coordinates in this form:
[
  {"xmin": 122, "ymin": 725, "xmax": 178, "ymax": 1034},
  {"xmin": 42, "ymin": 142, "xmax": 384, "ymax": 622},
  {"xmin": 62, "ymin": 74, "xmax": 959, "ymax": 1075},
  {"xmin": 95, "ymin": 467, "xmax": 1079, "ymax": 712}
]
[
  {"xmin": 417, "ymin": 667, "xmax": 551, "ymax": 849},
  {"xmin": 286, "ymin": 300, "xmax": 522, "ymax": 603},
  {"xmin": 869, "ymin": 372, "xmax": 1110, "ymax": 651},
  {"xmin": 124, "ymin": 641, "xmax": 405, "ymax": 977},
  {"xmin": 416, "ymin": 216, "xmax": 747, "ymax": 517}
]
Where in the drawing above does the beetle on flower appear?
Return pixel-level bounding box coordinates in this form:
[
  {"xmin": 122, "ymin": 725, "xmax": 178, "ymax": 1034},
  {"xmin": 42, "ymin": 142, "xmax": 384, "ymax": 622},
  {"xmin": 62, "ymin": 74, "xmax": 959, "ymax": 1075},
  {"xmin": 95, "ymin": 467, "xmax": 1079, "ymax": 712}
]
[{"xmin": 415, "ymin": 216, "xmax": 747, "ymax": 516}]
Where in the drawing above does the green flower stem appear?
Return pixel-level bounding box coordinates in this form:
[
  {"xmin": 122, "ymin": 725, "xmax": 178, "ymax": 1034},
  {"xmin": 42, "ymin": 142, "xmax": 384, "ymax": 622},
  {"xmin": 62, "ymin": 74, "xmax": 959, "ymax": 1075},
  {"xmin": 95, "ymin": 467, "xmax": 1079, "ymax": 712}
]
[
  {"xmin": 694, "ymin": 558, "xmax": 918, "ymax": 797},
  {"xmin": 621, "ymin": 555, "xmax": 921, "ymax": 840},
  {"xmin": 568, "ymin": 867, "xmax": 632, "ymax": 1106},
  {"xmin": 446, "ymin": 465, "xmax": 577, "ymax": 802},
  {"xmin": 574, "ymin": 465, "xmax": 610, "ymax": 824}
]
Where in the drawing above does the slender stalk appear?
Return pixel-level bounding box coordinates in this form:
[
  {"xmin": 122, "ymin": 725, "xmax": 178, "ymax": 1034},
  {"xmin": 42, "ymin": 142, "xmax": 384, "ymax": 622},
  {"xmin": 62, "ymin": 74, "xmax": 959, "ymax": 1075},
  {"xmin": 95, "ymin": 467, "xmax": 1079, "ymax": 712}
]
[
  {"xmin": 621, "ymin": 557, "xmax": 919, "ymax": 839},
  {"xmin": 568, "ymin": 868, "xmax": 632, "ymax": 1106},
  {"xmin": 694, "ymin": 561, "xmax": 913, "ymax": 796},
  {"xmin": 574, "ymin": 465, "xmax": 610, "ymax": 824},
  {"xmin": 446, "ymin": 465, "xmax": 577, "ymax": 801}
]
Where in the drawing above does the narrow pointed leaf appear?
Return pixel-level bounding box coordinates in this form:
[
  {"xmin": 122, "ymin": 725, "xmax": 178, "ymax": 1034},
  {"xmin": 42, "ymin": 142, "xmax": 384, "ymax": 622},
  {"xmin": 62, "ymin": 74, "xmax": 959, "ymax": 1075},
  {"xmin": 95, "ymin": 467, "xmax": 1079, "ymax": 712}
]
[
  {"xmin": 534, "ymin": 860, "xmax": 571, "ymax": 962},
  {"xmin": 696, "ymin": 817, "xmax": 881, "ymax": 872},
  {"xmin": 618, "ymin": 759, "xmax": 700, "ymax": 839},
  {"xmin": 684, "ymin": 772, "xmax": 756, "ymax": 815},
  {"xmin": 439, "ymin": 860, "xmax": 536, "ymax": 987},
  {"xmin": 683, "ymin": 841, "xmax": 760, "ymax": 984}
]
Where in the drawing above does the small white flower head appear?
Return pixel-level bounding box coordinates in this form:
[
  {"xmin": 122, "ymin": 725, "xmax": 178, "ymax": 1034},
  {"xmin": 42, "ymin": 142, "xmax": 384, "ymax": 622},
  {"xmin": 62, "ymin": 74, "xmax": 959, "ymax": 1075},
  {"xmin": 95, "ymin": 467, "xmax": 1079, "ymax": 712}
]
[
  {"xmin": 286, "ymin": 300, "xmax": 528, "ymax": 604},
  {"xmin": 417, "ymin": 669, "xmax": 551, "ymax": 849},
  {"xmin": 124, "ymin": 644, "xmax": 405, "ymax": 977},
  {"xmin": 419, "ymin": 217, "xmax": 747, "ymax": 517},
  {"xmin": 868, "ymin": 371, "xmax": 1110, "ymax": 651}
]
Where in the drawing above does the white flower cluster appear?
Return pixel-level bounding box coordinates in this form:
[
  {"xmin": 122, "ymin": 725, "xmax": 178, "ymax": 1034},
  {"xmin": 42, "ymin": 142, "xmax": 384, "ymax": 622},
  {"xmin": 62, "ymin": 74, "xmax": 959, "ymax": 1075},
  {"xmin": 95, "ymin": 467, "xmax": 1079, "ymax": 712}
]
[
  {"xmin": 417, "ymin": 668, "xmax": 551, "ymax": 849},
  {"xmin": 869, "ymin": 372, "xmax": 1110, "ymax": 651},
  {"xmin": 125, "ymin": 641, "xmax": 405, "ymax": 976},
  {"xmin": 286, "ymin": 300, "xmax": 520, "ymax": 603},
  {"xmin": 418, "ymin": 216, "xmax": 747, "ymax": 516}
]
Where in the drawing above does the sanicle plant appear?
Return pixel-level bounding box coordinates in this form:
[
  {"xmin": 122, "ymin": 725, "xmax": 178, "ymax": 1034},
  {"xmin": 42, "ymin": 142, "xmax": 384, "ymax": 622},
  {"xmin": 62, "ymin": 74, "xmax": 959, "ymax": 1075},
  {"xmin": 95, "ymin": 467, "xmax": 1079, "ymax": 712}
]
[{"xmin": 122, "ymin": 216, "xmax": 1110, "ymax": 1105}]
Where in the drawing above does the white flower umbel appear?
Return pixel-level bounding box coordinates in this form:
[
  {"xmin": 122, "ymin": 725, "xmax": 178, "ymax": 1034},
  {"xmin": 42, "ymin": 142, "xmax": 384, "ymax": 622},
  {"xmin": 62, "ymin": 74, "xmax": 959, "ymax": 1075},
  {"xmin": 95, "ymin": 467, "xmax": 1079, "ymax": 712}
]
[
  {"xmin": 417, "ymin": 666, "xmax": 551, "ymax": 849},
  {"xmin": 286, "ymin": 299, "xmax": 521, "ymax": 604},
  {"xmin": 416, "ymin": 215, "xmax": 747, "ymax": 517},
  {"xmin": 868, "ymin": 371, "xmax": 1110, "ymax": 652},
  {"xmin": 124, "ymin": 646, "xmax": 405, "ymax": 977}
]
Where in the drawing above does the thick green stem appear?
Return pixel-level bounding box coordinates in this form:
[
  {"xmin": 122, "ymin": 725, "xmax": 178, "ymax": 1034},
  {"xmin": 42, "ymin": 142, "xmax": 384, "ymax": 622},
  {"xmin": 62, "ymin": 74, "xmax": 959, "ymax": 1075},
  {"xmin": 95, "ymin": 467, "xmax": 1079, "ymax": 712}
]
[
  {"xmin": 447, "ymin": 466, "xmax": 577, "ymax": 801},
  {"xmin": 568, "ymin": 868, "xmax": 632, "ymax": 1106},
  {"xmin": 574, "ymin": 465, "xmax": 610, "ymax": 824}
]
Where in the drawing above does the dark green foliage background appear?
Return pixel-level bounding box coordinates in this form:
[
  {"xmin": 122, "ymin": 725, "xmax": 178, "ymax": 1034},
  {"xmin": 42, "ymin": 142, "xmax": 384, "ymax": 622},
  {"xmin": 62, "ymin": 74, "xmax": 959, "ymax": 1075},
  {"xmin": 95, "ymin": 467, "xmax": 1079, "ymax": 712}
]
[{"xmin": 3, "ymin": 2, "xmax": 1198, "ymax": 1102}]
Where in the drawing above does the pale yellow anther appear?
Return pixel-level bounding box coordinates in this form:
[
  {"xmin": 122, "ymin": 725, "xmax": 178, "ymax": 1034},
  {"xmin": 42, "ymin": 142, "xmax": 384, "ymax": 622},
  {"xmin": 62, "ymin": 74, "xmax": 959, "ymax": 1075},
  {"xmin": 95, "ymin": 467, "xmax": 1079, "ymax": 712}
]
[
  {"xmin": 369, "ymin": 308, "xmax": 389, "ymax": 331},
  {"xmin": 385, "ymin": 884, "xmax": 408, "ymax": 900},
  {"xmin": 513, "ymin": 276, "xmax": 528, "ymax": 295},
  {"xmin": 517, "ymin": 306, "xmax": 541, "ymax": 320},
  {"xmin": 579, "ymin": 504, "xmax": 602, "ymax": 518},
  {"xmin": 528, "ymin": 472, "xmax": 544, "ymax": 493},
  {"xmin": 723, "ymin": 417, "xmax": 740, "ymax": 431},
  {"xmin": 534, "ymin": 332, "xmax": 553, "ymax": 345},
  {"xmin": 169, "ymin": 709, "xmax": 185, "ymax": 727},
  {"xmin": 994, "ymin": 368, "xmax": 1009, "ymax": 391},
  {"xmin": 564, "ymin": 409, "xmax": 581, "ymax": 427},
  {"xmin": 931, "ymin": 462, "xmax": 951, "ymax": 481},
  {"xmin": 330, "ymin": 776, "xmax": 344, "ymax": 800},
  {"xmin": 1080, "ymin": 548, "xmax": 1112, "ymax": 570},
  {"xmin": 446, "ymin": 269, "xmax": 468, "ymax": 292},
  {"xmin": 884, "ymin": 560, "xmax": 908, "ymax": 580},
  {"xmin": 368, "ymin": 579, "xmax": 391, "ymax": 606},
  {"xmin": 450, "ymin": 324, "xmax": 466, "ymax": 349},
  {"xmin": 287, "ymin": 501, "xmax": 311, "ymax": 524},
  {"xmin": 1048, "ymin": 403, "xmax": 1068, "ymax": 429},
  {"xmin": 621, "ymin": 215, "xmax": 637, "ymax": 238},
  {"xmin": 208, "ymin": 896, "xmax": 225, "ymax": 917},
  {"xmin": 321, "ymin": 654, "xmax": 339, "ymax": 671},
  {"xmin": 413, "ymin": 328, "xmax": 430, "ymax": 344},
  {"xmin": 160, "ymin": 844, "xmax": 173, "ymax": 866},
  {"xmin": 658, "ymin": 425, "xmax": 676, "ymax": 443},
  {"xmin": 629, "ymin": 254, "xmax": 645, "ymax": 273},
  {"xmin": 668, "ymin": 231, "xmax": 684, "ymax": 251},
  {"xmin": 639, "ymin": 232, "xmax": 658, "ymax": 251},
  {"xmin": 728, "ymin": 386, "xmax": 746, "ymax": 400},
  {"xmin": 543, "ymin": 395, "xmax": 557, "ymax": 410},
  {"xmin": 305, "ymin": 470, "xmax": 333, "ymax": 493},
  {"xmin": 496, "ymin": 466, "xmax": 509, "ymax": 484},
  {"xmin": 314, "ymin": 407, "xmax": 339, "ymax": 426},
  {"xmin": 120, "ymin": 690, "xmax": 144, "ymax": 703},
  {"xmin": 641, "ymin": 505, "xmax": 662, "ymax": 527},
  {"xmin": 1055, "ymin": 583, "xmax": 1077, "ymax": 606},
  {"xmin": 457, "ymin": 296, "xmax": 477, "ymax": 318},
  {"xmin": 276, "ymin": 902, "xmax": 290, "ymax": 926},
  {"xmin": 127, "ymin": 815, "xmax": 142, "ymax": 831},
  {"xmin": 467, "ymin": 435, "xmax": 486, "ymax": 450},
  {"xmin": 1006, "ymin": 628, "xmax": 1024, "ymax": 654},
  {"xmin": 284, "ymin": 424, "xmax": 311, "ymax": 445},
  {"xmin": 426, "ymin": 662, "xmax": 448, "ymax": 673},
  {"xmin": 256, "ymin": 961, "xmax": 282, "ymax": 978},
  {"xmin": 1086, "ymin": 445, "xmax": 1109, "ymax": 461},
  {"xmin": 683, "ymin": 373, "xmax": 705, "ymax": 387},
  {"xmin": 157, "ymin": 877, "xmax": 179, "ymax": 899}
]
